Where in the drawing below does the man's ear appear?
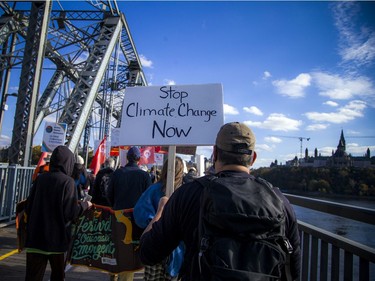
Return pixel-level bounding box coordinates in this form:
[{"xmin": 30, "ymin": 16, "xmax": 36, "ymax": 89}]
[
  {"xmin": 213, "ymin": 146, "xmax": 218, "ymax": 163},
  {"xmin": 250, "ymin": 151, "xmax": 257, "ymax": 165}
]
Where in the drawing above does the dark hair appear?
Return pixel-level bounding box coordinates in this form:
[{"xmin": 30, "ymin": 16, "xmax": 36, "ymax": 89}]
[
  {"xmin": 160, "ymin": 156, "xmax": 184, "ymax": 194},
  {"xmin": 216, "ymin": 146, "xmax": 252, "ymax": 167},
  {"xmin": 72, "ymin": 163, "xmax": 87, "ymax": 180},
  {"xmin": 127, "ymin": 154, "xmax": 140, "ymax": 163}
]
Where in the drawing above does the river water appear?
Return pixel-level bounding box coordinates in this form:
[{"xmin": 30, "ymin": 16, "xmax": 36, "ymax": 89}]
[{"xmin": 292, "ymin": 197, "xmax": 375, "ymax": 248}]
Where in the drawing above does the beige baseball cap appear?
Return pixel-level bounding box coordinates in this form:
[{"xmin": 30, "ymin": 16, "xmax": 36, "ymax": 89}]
[{"xmin": 215, "ymin": 122, "xmax": 255, "ymax": 155}]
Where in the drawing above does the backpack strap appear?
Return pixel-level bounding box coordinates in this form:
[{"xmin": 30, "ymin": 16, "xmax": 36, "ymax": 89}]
[
  {"xmin": 195, "ymin": 175, "xmax": 214, "ymax": 274},
  {"xmin": 283, "ymin": 239, "xmax": 294, "ymax": 281}
]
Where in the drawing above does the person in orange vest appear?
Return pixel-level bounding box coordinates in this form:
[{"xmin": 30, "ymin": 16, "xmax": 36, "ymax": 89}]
[{"xmin": 32, "ymin": 154, "xmax": 51, "ymax": 182}]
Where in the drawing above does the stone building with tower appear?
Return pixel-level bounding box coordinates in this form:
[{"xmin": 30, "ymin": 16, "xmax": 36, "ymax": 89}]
[{"xmin": 281, "ymin": 130, "xmax": 374, "ymax": 168}]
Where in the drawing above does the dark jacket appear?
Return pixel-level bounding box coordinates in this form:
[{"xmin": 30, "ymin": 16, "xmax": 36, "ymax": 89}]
[
  {"xmin": 139, "ymin": 171, "xmax": 301, "ymax": 281},
  {"xmin": 107, "ymin": 162, "xmax": 152, "ymax": 210},
  {"xmin": 25, "ymin": 146, "xmax": 89, "ymax": 252},
  {"xmin": 91, "ymin": 167, "xmax": 114, "ymax": 206}
]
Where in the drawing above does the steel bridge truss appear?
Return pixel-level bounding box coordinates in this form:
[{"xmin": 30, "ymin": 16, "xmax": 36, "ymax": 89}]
[{"xmin": 0, "ymin": 0, "xmax": 147, "ymax": 166}]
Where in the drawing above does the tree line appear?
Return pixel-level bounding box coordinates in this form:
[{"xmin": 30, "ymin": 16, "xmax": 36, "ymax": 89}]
[
  {"xmin": 0, "ymin": 145, "xmax": 94, "ymax": 166},
  {"xmin": 252, "ymin": 166, "xmax": 375, "ymax": 197}
]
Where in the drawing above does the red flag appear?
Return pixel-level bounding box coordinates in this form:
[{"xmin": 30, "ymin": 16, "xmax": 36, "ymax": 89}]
[
  {"xmin": 139, "ymin": 146, "xmax": 155, "ymax": 165},
  {"xmin": 37, "ymin": 152, "xmax": 49, "ymax": 167},
  {"xmin": 90, "ymin": 137, "xmax": 107, "ymax": 175}
]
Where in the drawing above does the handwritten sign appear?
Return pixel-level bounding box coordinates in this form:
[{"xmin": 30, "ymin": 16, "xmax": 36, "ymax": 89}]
[
  {"xmin": 42, "ymin": 122, "xmax": 67, "ymax": 152},
  {"xmin": 119, "ymin": 84, "xmax": 224, "ymax": 146},
  {"xmin": 68, "ymin": 205, "xmax": 144, "ymax": 273}
]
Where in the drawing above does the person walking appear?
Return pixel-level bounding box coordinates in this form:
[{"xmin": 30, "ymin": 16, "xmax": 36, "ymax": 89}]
[
  {"xmin": 139, "ymin": 122, "xmax": 301, "ymax": 281},
  {"xmin": 24, "ymin": 145, "xmax": 92, "ymax": 281},
  {"xmin": 134, "ymin": 157, "xmax": 185, "ymax": 281},
  {"xmin": 91, "ymin": 157, "xmax": 115, "ymax": 206},
  {"xmin": 107, "ymin": 146, "xmax": 152, "ymax": 281},
  {"xmin": 72, "ymin": 155, "xmax": 90, "ymax": 200},
  {"xmin": 182, "ymin": 167, "xmax": 197, "ymax": 183}
]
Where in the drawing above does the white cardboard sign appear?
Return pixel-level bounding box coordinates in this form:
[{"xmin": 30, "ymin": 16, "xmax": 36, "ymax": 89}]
[
  {"xmin": 119, "ymin": 84, "xmax": 224, "ymax": 146},
  {"xmin": 42, "ymin": 122, "xmax": 67, "ymax": 152}
]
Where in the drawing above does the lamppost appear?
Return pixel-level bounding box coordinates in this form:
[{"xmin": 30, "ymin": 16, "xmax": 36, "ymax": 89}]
[{"xmin": 0, "ymin": 92, "xmax": 18, "ymax": 138}]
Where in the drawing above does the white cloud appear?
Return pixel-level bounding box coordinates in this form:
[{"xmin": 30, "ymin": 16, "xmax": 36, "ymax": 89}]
[
  {"xmin": 263, "ymin": 71, "xmax": 272, "ymax": 80},
  {"xmin": 316, "ymin": 146, "xmax": 336, "ymax": 156},
  {"xmin": 43, "ymin": 114, "xmax": 58, "ymax": 123},
  {"xmin": 306, "ymin": 124, "xmax": 329, "ymax": 131},
  {"xmin": 333, "ymin": 2, "xmax": 375, "ymax": 67},
  {"xmin": 163, "ymin": 79, "xmax": 175, "ymax": 85},
  {"xmin": 73, "ymin": 51, "xmax": 89, "ymax": 65},
  {"xmin": 323, "ymin": 101, "xmax": 339, "ymax": 107},
  {"xmin": 244, "ymin": 113, "xmax": 302, "ymax": 131},
  {"xmin": 243, "ymin": 106, "xmax": 263, "ymax": 116},
  {"xmin": 140, "ymin": 54, "xmax": 153, "ymax": 68},
  {"xmin": 224, "ymin": 104, "xmax": 239, "ymax": 115},
  {"xmin": 312, "ymin": 72, "xmax": 374, "ymax": 100},
  {"xmin": 316, "ymin": 144, "xmax": 374, "ymax": 157},
  {"xmin": 346, "ymin": 129, "xmax": 361, "ymax": 135},
  {"xmin": 305, "ymin": 100, "xmax": 366, "ymax": 124},
  {"xmin": 9, "ymin": 86, "xmax": 19, "ymax": 92},
  {"xmin": 272, "ymin": 73, "xmax": 311, "ymax": 98},
  {"xmin": 342, "ymin": 37, "xmax": 375, "ymax": 64},
  {"xmin": 347, "ymin": 144, "xmax": 375, "ymax": 155},
  {"xmin": 256, "ymin": 143, "xmax": 274, "ymax": 152},
  {"xmin": 264, "ymin": 136, "xmax": 282, "ymax": 143},
  {"xmin": 0, "ymin": 134, "xmax": 11, "ymax": 147},
  {"xmin": 252, "ymin": 158, "xmax": 272, "ymax": 169}
]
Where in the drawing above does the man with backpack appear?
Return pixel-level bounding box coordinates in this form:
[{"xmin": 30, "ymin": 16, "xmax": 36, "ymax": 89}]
[
  {"xmin": 139, "ymin": 122, "xmax": 301, "ymax": 281},
  {"xmin": 107, "ymin": 146, "xmax": 152, "ymax": 281},
  {"xmin": 90, "ymin": 157, "xmax": 115, "ymax": 206}
]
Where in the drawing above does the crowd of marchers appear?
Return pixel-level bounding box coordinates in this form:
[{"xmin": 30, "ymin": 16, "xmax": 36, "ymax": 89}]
[{"xmin": 23, "ymin": 122, "xmax": 301, "ymax": 281}]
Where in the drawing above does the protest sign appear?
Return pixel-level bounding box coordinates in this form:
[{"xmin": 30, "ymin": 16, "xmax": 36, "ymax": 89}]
[
  {"xmin": 139, "ymin": 146, "xmax": 155, "ymax": 165},
  {"xmin": 68, "ymin": 205, "xmax": 144, "ymax": 273},
  {"xmin": 111, "ymin": 128, "xmax": 120, "ymax": 147},
  {"xmin": 42, "ymin": 122, "xmax": 67, "ymax": 152},
  {"xmin": 154, "ymin": 153, "xmax": 164, "ymax": 166},
  {"xmin": 119, "ymin": 84, "xmax": 224, "ymax": 146}
]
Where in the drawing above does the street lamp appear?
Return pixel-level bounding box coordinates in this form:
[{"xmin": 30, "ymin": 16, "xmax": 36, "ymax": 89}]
[{"xmin": 0, "ymin": 92, "xmax": 18, "ymax": 138}]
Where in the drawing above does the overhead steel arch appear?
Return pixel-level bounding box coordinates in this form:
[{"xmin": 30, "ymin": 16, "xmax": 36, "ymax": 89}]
[{"xmin": 0, "ymin": 0, "xmax": 147, "ymax": 166}]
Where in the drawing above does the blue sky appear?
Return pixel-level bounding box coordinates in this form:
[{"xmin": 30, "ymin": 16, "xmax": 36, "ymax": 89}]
[
  {"xmin": 1, "ymin": 1, "xmax": 375, "ymax": 168},
  {"xmin": 117, "ymin": 1, "xmax": 375, "ymax": 168}
]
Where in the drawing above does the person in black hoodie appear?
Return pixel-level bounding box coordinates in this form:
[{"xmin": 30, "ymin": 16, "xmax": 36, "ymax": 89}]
[{"xmin": 24, "ymin": 145, "xmax": 92, "ymax": 281}]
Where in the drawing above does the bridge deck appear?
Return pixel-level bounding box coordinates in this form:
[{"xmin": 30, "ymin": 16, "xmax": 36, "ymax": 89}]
[{"xmin": 0, "ymin": 224, "xmax": 145, "ymax": 280}]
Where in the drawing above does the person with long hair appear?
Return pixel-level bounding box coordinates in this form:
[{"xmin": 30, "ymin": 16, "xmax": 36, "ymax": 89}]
[{"xmin": 134, "ymin": 156, "xmax": 185, "ymax": 281}]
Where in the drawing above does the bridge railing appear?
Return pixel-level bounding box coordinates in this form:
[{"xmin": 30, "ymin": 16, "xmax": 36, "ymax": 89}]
[
  {"xmin": 284, "ymin": 193, "xmax": 375, "ymax": 281},
  {"xmin": 0, "ymin": 165, "xmax": 34, "ymax": 224}
]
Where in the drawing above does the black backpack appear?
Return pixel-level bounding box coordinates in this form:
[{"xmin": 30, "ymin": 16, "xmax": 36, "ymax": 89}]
[
  {"xmin": 100, "ymin": 172, "xmax": 112, "ymax": 199},
  {"xmin": 196, "ymin": 173, "xmax": 293, "ymax": 281}
]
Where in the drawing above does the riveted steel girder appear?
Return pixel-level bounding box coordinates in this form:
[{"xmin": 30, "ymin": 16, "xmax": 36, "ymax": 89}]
[
  {"xmin": 59, "ymin": 16, "xmax": 122, "ymax": 152},
  {"xmin": 8, "ymin": 1, "xmax": 51, "ymax": 165},
  {"xmin": 33, "ymin": 70, "xmax": 66, "ymax": 134}
]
